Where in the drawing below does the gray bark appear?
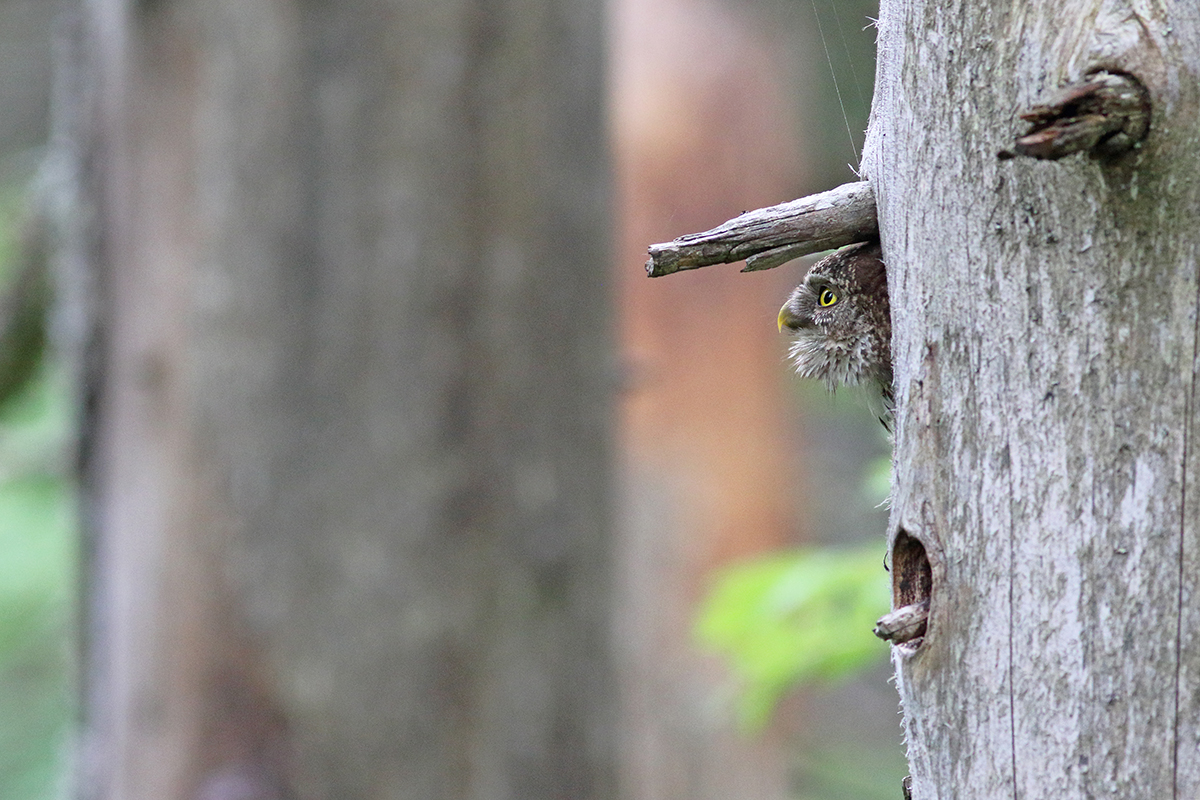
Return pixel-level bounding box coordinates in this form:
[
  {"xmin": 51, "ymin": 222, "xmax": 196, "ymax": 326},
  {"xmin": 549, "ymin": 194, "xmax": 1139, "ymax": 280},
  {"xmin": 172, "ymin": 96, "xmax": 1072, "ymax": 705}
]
[
  {"xmin": 69, "ymin": 1, "xmax": 615, "ymax": 799},
  {"xmin": 865, "ymin": 3, "xmax": 1200, "ymax": 798}
]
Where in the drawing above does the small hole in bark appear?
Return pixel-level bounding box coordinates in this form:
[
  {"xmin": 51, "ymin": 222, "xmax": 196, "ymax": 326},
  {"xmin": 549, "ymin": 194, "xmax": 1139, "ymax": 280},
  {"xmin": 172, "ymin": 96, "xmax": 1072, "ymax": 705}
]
[
  {"xmin": 876, "ymin": 529, "xmax": 932, "ymax": 646},
  {"xmin": 893, "ymin": 529, "xmax": 931, "ymax": 607}
]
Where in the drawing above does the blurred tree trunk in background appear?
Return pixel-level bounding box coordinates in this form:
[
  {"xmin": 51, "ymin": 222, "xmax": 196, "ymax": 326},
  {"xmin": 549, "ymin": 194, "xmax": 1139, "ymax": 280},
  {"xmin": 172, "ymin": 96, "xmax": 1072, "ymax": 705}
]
[
  {"xmin": 0, "ymin": 0, "xmax": 55, "ymax": 160},
  {"xmin": 64, "ymin": 1, "xmax": 615, "ymax": 798}
]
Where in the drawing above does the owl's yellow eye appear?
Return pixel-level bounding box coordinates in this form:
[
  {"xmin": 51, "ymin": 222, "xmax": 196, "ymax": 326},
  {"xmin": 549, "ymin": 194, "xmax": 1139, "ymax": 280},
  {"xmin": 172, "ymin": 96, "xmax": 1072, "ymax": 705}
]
[{"xmin": 818, "ymin": 288, "xmax": 838, "ymax": 307}]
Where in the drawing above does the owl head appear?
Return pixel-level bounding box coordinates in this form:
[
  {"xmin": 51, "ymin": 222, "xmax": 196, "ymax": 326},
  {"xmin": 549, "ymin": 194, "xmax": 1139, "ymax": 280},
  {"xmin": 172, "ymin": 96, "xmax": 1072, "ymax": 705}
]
[{"xmin": 777, "ymin": 240, "xmax": 892, "ymax": 413}]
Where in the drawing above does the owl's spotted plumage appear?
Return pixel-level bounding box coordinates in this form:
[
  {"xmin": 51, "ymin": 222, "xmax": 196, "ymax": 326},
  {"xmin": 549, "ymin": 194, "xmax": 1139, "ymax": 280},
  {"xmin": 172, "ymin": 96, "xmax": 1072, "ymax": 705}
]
[{"xmin": 777, "ymin": 240, "xmax": 892, "ymax": 425}]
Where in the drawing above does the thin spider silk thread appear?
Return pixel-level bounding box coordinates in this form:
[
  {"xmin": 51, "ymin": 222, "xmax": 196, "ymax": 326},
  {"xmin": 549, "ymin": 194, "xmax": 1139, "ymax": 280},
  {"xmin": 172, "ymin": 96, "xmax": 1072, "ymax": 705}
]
[
  {"xmin": 830, "ymin": 1, "xmax": 869, "ymax": 113},
  {"xmin": 809, "ymin": 0, "xmax": 860, "ymax": 169}
]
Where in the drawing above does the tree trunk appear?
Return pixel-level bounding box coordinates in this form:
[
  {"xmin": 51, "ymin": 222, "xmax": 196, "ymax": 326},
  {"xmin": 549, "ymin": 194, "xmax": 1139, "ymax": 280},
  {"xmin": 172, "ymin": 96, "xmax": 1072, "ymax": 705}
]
[
  {"xmin": 68, "ymin": 1, "xmax": 615, "ymax": 799},
  {"xmin": 866, "ymin": 3, "xmax": 1200, "ymax": 798}
]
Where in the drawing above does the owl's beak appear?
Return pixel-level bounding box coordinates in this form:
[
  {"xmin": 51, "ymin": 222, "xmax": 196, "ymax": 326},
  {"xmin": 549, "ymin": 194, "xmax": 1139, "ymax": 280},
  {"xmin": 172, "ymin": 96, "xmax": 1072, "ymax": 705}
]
[{"xmin": 778, "ymin": 302, "xmax": 800, "ymax": 333}]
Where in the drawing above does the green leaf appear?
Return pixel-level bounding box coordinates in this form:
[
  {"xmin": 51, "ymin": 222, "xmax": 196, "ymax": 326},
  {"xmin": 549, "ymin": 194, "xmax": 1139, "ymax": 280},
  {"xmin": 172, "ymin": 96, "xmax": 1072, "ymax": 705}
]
[
  {"xmin": 0, "ymin": 364, "xmax": 75, "ymax": 800},
  {"xmin": 695, "ymin": 547, "xmax": 891, "ymax": 729}
]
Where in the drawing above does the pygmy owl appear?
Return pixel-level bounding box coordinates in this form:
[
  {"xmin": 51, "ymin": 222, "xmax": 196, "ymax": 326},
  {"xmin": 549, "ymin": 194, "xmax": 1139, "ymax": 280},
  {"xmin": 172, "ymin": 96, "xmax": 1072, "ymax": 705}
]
[{"xmin": 777, "ymin": 240, "xmax": 893, "ymax": 425}]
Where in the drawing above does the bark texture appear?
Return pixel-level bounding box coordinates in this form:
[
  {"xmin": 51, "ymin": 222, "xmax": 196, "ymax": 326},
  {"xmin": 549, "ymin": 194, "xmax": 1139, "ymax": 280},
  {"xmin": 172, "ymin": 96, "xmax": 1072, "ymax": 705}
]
[
  {"xmin": 70, "ymin": 1, "xmax": 615, "ymax": 799},
  {"xmin": 865, "ymin": 3, "xmax": 1200, "ymax": 798}
]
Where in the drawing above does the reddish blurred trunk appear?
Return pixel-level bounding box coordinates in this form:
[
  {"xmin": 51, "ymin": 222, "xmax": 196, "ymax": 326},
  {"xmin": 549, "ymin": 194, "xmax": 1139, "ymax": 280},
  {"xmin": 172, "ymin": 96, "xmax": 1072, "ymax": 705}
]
[{"xmin": 612, "ymin": 0, "xmax": 814, "ymax": 796}]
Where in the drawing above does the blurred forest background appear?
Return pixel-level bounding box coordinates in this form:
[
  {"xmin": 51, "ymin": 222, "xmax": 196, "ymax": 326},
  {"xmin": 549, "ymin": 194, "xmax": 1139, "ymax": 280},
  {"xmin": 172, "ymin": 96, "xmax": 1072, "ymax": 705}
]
[{"xmin": 0, "ymin": 0, "xmax": 901, "ymax": 798}]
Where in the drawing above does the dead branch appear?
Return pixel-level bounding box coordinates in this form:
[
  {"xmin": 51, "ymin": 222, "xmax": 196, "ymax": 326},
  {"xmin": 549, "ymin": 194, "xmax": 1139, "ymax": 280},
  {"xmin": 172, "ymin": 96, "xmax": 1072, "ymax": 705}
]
[
  {"xmin": 873, "ymin": 599, "xmax": 929, "ymax": 644},
  {"xmin": 998, "ymin": 71, "xmax": 1151, "ymax": 161},
  {"xmin": 644, "ymin": 180, "xmax": 877, "ymax": 277}
]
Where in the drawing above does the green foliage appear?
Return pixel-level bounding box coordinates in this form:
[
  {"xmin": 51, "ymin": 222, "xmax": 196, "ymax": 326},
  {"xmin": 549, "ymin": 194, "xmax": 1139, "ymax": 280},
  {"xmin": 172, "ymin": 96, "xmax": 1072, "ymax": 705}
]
[
  {"xmin": 0, "ymin": 187, "xmax": 24, "ymax": 281},
  {"xmin": 0, "ymin": 187, "xmax": 51, "ymax": 411},
  {"xmin": 695, "ymin": 546, "xmax": 890, "ymax": 729},
  {"xmin": 0, "ymin": 196, "xmax": 73, "ymax": 799},
  {"xmin": 864, "ymin": 455, "xmax": 892, "ymax": 507},
  {"xmin": 793, "ymin": 737, "xmax": 910, "ymax": 800}
]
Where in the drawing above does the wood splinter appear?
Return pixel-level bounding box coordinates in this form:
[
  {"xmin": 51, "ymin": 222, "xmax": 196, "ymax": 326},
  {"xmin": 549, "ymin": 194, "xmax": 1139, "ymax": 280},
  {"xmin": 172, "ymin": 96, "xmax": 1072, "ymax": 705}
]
[
  {"xmin": 874, "ymin": 598, "xmax": 929, "ymax": 644},
  {"xmin": 645, "ymin": 180, "xmax": 878, "ymax": 277},
  {"xmin": 998, "ymin": 70, "xmax": 1150, "ymax": 161}
]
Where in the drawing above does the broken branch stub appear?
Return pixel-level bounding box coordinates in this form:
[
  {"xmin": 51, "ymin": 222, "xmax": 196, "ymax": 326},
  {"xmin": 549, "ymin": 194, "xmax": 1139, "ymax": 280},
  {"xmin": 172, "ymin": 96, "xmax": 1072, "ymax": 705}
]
[
  {"xmin": 999, "ymin": 70, "xmax": 1151, "ymax": 161},
  {"xmin": 644, "ymin": 180, "xmax": 878, "ymax": 277},
  {"xmin": 874, "ymin": 599, "xmax": 930, "ymax": 644}
]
